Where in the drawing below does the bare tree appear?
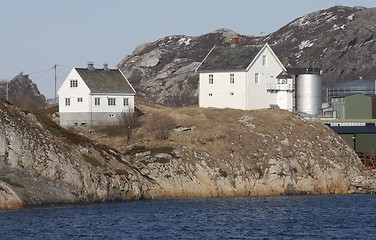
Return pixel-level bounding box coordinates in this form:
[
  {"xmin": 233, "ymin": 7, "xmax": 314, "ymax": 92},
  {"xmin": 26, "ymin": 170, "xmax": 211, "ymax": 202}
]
[{"xmin": 118, "ymin": 111, "xmax": 141, "ymax": 143}]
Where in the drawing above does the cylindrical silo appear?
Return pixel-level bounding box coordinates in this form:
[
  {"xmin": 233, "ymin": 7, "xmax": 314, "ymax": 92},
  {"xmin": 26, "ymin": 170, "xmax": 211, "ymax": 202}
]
[{"xmin": 295, "ymin": 74, "xmax": 322, "ymax": 115}]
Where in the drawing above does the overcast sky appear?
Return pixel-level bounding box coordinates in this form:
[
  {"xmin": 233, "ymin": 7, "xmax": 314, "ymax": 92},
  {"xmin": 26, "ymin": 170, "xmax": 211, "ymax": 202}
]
[{"xmin": 1, "ymin": 0, "xmax": 375, "ymax": 98}]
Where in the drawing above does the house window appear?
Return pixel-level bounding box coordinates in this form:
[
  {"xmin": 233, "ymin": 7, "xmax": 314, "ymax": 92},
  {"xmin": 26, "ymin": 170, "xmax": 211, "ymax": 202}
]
[
  {"xmin": 230, "ymin": 74, "xmax": 234, "ymax": 84},
  {"xmin": 65, "ymin": 98, "xmax": 70, "ymax": 106},
  {"xmin": 255, "ymin": 73, "xmax": 259, "ymax": 84},
  {"xmin": 230, "ymin": 92, "xmax": 234, "ymax": 96},
  {"xmin": 123, "ymin": 98, "xmax": 129, "ymax": 106},
  {"xmin": 209, "ymin": 74, "xmax": 213, "ymax": 84},
  {"xmin": 94, "ymin": 97, "xmax": 100, "ymax": 106},
  {"xmin": 262, "ymin": 55, "xmax": 267, "ymax": 66},
  {"xmin": 70, "ymin": 79, "xmax": 78, "ymax": 88},
  {"xmin": 77, "ymin": 97, "xmax": 83, "ymax": 102},
  {"xmin": 209, "ymin": 93, "xmax": 213, "ymax": 96},
  {"xmin": 109, "ymin": 114, "xmax": 115, "ymax": 117},
  {"xmin": 108, "ymin": 98, "xmax": 116, "ymax": 106}
]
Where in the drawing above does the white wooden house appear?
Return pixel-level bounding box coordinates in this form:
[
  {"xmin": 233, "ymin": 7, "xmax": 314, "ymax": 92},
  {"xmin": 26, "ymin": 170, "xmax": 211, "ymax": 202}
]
[
  {"xmin": 58, "ymin": 63, "xmax": 136, "ymax": 127},
  {"xmin": 196, "ymin": 41, "xmax": 294, "ymax": 111}
]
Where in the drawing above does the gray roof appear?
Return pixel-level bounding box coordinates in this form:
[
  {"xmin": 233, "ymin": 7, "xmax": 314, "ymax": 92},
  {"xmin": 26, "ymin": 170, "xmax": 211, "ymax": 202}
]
[
  {"xmin": 286, "ymin": 67, "xmax": 321, "ymax": 75},
  {"xmin": 196, "ymin": 45, "xmax": 263, "ymax": 72},
  {"xmin": 276, "ymin": 71, "xmax": 293, "ymax": 79},
  {"xmin": 332, "ymin": 79, "xmax": 375, "ymax": 90},
  {"xmin": 76, "ymin": 68, "xmax": 135, "ymax": 94}
]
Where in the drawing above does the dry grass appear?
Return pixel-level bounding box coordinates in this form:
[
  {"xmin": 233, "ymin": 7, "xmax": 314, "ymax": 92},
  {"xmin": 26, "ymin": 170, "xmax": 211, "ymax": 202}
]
[{"xmin": 70, "ymin": 97, "xmax": 302, "ymax": 167}]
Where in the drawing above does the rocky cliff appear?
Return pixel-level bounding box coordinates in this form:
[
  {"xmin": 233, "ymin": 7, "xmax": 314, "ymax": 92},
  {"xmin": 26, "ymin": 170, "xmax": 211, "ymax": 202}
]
[
  {"xmin": 118, "ymin": 6, "xmax": 376, "ymax": 106},
  {"xmin": 0, "ymin": 99, "xmax": 363, "ymax": 210},
  {"xmin": 0, "ymin": 72, "xmax": 46, "ymax": 109},
  {"xmin": 0, "ymin": 101, "xmax": 152, "ymax": 210}
]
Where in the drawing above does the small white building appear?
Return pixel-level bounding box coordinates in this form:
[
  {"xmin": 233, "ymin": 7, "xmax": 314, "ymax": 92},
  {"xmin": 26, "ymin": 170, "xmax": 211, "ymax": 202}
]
[
  {"xmin": 196, "ymin": 41, "xmax": 294, "ymax": 111},
  {"xmin": 58, "ymin": 63, "xmax": 136, "ymax": 127}
]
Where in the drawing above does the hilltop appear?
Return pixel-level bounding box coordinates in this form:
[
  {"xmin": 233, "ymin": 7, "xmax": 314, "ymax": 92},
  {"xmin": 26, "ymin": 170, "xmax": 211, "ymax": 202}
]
[
  {"xmin": 0, "ymin": 72, "xmax": 46, "ymax": 109},
  {"xmin": 118, "ymin": 6, "xmax": 376, "ymax": 106},
  {"xmin": 0, "ymin": 98, "xmax": 362, "ymax": 210}
]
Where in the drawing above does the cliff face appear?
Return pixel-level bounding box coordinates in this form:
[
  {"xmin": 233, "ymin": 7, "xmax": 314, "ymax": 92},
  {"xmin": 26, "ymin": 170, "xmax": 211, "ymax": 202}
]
[
  {"xmin": 0, "ymin": 101, "xmax": 153, "ymax": 210},
  {"xmin": 0, "ymin": 73, "xmax": 46, "ymax": 109},
  {"xmin": 0, "ymin": 100, "xmax": 363, "ymax": 210},
  {"xmin": 118, "ymin": 6, "xmax": 376, "ymax": 106}
]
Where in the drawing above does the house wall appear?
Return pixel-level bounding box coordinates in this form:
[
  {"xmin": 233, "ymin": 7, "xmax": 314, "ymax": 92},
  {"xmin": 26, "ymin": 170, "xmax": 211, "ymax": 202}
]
[
  {"xmin": 59, "ymin": 94, "xmax": 135, "ymax": 127},
  {"xmin": 199, "ymin": 71, "xmax": 247, "ymax": 109},
  {"xmin": 60, "ymin": 112, "xmax": 122, "ymax": 126},
  {"xmin": 276, "ymin": 88, "xmax": 294, "ymax": 110},
  {"xmin": 246, "ymin": 47, "xmax": 285, "ymax": 110}
]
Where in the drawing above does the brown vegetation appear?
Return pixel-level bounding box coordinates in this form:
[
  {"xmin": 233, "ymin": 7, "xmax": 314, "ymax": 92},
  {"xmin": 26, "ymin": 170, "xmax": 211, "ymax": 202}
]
[
  {"xmin": 145, "ymin": 113, "xmax": 176, "ymax": 140},
  {"xmin": 118, "ymin": 111, "xmax": 142, "ymax": 143}
]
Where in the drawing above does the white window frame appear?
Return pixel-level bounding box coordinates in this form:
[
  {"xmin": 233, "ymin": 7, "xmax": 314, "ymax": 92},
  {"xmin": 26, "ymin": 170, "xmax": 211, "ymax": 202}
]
[
  {"xmin": 230, "ymin": 92, "xmax": 234, "ymax": 96},
  {"xmin": 209, "ymin": 74, "xmax": 213, "ymax": 84},
  {"xmin": 70, "ymin": 79, "xmax": 78, "ymax": 88},
  {"xmin": 230, "ymin": 74, "xmax": 234, "ymax": 84},
  {"xmin": 108, "ymin": 98, "xmax": 116, "ymax": 106},
  {"xmin": 65, "ymin": 98, "xmax": 70, "ymax": 106},
  {"xmin": 262, "ymin": 55, "xmax": 267, "ymax": 66},
  {"xmin": 94, "ymin": 97, "xmax": 100, "ymax": 106},
  {"xmin": 77, "ymin": 97, "xmax": 83, "ymax": 102},
  {"xmin": 255, "ymin": 73, "xmax": 259, "ymax": 84},
  {"xmin": 209, "ymin": 93, "xmax": 213, "ymax": 96},
  {"xmin": 123, "ymin": 98, "xmax": 129, "ymax": 106}
]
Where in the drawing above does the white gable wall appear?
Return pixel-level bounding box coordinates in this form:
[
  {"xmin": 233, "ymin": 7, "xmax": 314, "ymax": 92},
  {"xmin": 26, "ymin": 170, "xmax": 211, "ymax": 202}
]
[
  {"xmin": 246, "ymin": 46, "xmax": 285, "ymax": 110},
  {"xmin": 58, "ymin": 69, "xmax": 91, "ymax": 113},
  {"xmin": 199, "ymin": 71, "xmax": 247, "ymax": 109}
]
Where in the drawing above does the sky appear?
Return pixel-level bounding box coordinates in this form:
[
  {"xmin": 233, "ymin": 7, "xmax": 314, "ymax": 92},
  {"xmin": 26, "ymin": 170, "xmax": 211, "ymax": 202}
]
[{"xmin": 1, "ymin": 0, "xmax": 375, "ymax": 99}]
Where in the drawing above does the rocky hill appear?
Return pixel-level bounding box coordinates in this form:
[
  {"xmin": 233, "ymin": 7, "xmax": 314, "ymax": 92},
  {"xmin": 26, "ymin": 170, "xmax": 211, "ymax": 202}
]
[
  {"xmin": 0, "ymin": 99, "xmax": 363, "ymax": 210},
  {"xmin": 0, "ymin": 72, "xmax": 46, "ymax": 109},
  {"xmin": 118, "ymin": 6, "xmax": 376, "ymax": 106}
]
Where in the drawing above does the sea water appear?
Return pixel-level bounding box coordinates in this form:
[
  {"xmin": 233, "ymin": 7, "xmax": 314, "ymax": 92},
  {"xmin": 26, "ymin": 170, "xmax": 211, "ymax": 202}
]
[{"xmin": 1, "ymin": 195, "xmax": 375, "ymax": 239}]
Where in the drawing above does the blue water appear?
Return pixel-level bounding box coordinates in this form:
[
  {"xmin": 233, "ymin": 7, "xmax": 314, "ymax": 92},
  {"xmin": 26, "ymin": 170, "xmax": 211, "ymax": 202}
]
[{"xmin": 1, "ymin": 195, "xmax": 376, "ymax": 239}]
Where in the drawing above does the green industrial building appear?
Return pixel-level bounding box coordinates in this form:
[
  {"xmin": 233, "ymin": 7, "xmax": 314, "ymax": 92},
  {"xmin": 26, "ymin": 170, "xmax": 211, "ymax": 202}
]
[
  {"xmin": 339, "ymin": 133, "xmax": 376, "ymax": 153},
  {"xmin": 331, "ymin": 93, "xmax": 372, "ymax": 119}
]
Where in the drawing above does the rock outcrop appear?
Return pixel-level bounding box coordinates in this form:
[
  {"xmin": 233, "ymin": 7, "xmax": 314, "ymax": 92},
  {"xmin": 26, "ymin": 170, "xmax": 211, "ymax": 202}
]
[
  {"xmin": 0, "ymin": 100, "xmax": 363, "ymax": 210},
  {"xmin": 0, "ymin": 101, "xmax": 153, "ymax": 210},
  {"xmin": 0, "ymin": 72, "xmax": 46, "ymax": 109},
  {"xmin": 127, "ymin": 106, "xmax": 362, "ymax": 198}
]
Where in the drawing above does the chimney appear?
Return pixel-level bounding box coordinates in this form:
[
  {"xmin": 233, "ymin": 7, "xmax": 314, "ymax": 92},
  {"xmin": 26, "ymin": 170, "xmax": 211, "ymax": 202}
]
[
  {"xmin": 103, "ymin": 63, "xmax": 109, "ymax": 71},
  {"xmin": 87, "ymin": 62, "xmax": 95, "ymax": 71},
  {"xmin": 230, "ymin": 36, "xmax": 239, "ymax": 48}
]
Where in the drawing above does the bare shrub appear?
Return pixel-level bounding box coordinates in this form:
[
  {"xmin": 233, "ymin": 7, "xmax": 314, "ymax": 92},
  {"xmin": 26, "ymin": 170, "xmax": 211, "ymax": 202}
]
[
  {"xmin": 118, "ymin": 111, "xmax": 142, "ymax": 143},
  {"xmin": 147, "ymin": 113, "xmax": 176, "ymax": 140}
]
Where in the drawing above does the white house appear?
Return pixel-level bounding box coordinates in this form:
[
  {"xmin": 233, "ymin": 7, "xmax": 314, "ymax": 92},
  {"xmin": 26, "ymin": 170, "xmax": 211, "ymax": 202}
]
[
  {"xmin": 58, "ymin": 63, "xmax": 136, "ymax": 127},
  {"xmin": 196, "ymin": 41, "xmax": 294, "ymax": 111}
]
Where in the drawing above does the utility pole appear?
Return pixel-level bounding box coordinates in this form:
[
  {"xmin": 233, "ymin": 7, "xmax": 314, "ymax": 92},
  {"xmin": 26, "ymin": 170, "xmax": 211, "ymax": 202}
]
[{"xmin": 54, "ymin": 64, "xmax": 57, "ymax": 102}]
